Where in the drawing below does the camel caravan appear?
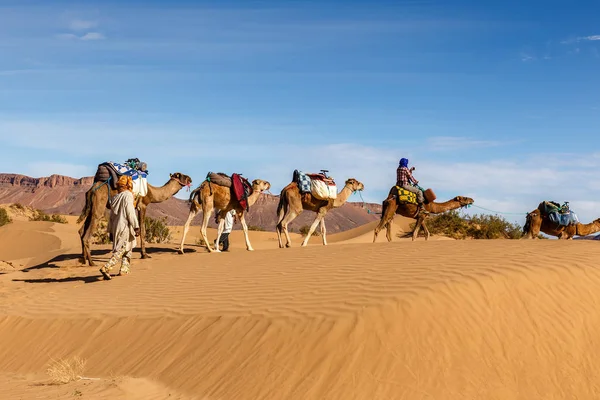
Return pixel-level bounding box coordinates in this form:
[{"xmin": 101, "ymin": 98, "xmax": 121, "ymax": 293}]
[{"xmin": 77, "ymin": 156, "xmax": 597, "ymax": 272}]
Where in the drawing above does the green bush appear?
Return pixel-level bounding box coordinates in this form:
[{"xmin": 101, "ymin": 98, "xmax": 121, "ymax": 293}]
[
  {"xmin": 144, "ymin": 216, "xmax": 171, "ymax": 243},
  {"xmin": 0, "ymin": 208, "xmax": 12, "ymax": 227},
  {"xmin": 30, "ymin": 210, "xmax": 68, "ymax": 224},
  {"xmin": 405, "ymin": 210, "xmax": 524, "ymax": 240},
  {"xmin": 299, "ymin": 225, "xmax": 320, "ymax": 237},
  {"xmin": 247, "ymin": 225, "xmax": 265, "ymax": 231}
]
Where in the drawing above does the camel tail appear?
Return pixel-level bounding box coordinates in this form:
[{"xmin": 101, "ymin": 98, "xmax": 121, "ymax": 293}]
[
  {"xmin": 276, "ymin": 192, "xmax": 286, "ymax": 224},
  {"xmin": 77, "ymin": 187, "xmax": 94, "ymax": 224},
  {"xmin": 188, "ymin": 186, "xmax": 202, "ymax": 208}
]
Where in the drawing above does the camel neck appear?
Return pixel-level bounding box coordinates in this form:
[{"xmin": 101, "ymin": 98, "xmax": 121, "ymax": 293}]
[
  {"xmin": 426, "ymin": 199, "xmax": 462, "ymax": 214},
  {"xmin": 148, "ymin": 179, "xmax": 182, "ymax": 203},
  {"xmin": 247, "ymin": 190, "xmax": 262, "ymax": 206},
  {"xmin": 333, "ymin": 185, "xmax": 353, "ymax": 208}
]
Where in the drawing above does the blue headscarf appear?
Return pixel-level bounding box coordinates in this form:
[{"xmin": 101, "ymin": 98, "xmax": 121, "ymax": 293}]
[{"xmin": 399, "ymin": 158, "xmax": 409, "ymax": 168}]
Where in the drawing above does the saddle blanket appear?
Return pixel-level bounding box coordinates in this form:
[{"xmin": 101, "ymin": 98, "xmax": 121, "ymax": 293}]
[
  {"xmin": 231, "ymin": 173, "xmax": 252, "ymax": 211},
  {"xmin": 293, "ymin": 170, "xmax": 312, "ymax": 194},
  {"xmin": 107, "ymin": 162, "xmax": 148, "ymax": 197},
  {"xmin": 543, "ymin": 201, "xmax": 579, "ymax": 226},
  {"xmin": 395, "ymin": 186, "xmax": 418, "ymax": 205},
  {"xmin": 548, "ymin": 210, "xmax": 579, "ymax": 226}
]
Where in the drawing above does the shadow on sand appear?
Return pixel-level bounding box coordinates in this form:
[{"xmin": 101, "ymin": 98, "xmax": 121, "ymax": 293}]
[{"xmin": 13, "ymin": 275, "xmax": 103, "ymax": 284}]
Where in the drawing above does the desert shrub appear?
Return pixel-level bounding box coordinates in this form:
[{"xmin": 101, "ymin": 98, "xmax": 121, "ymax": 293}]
[
  {"xmin": 144, "ymin": 216, "xmax": 171, "ymax": 243},
  {"xmin": 46, "ymin": 356, "xmax": 86, "ymax": 384},
  {"xmin": 299, "ymin": 225, "xmax": 321, "ymax": 237},
  {"xmin": 0, "ymin": 208, "xmax": 11, "ymax": 227},
  {"xmin": 30, "ymin": 209, "xmax": 68, "ymax": 224},
  {"xmin": 11, "ymin": 203, "xmax": 24, "ymax": 210},
  {"xmin": 93, "ymin": 218, "xmax": 111, "ymax": 244},
  {"xmin": 405, "ymin": 210, "xmax": 524, "ymax": 240},
  {"xmin": 247, "ymin": 225, "xmax": 265, "ymax": 231}
]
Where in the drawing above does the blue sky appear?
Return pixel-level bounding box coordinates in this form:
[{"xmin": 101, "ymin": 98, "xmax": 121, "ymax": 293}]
[{"xmin": 1, "ymin": 0, "xmax": 599, "ymax": 225}]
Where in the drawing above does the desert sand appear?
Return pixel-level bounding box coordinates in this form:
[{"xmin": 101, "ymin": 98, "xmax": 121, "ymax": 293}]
[{"xmin": 1, "ymin": 207, "xmax": 600, "ymax": 399}]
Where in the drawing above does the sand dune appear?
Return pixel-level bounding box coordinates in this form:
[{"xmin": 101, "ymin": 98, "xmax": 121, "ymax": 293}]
[{"xmin": 2, "ymin": 217, "xmax": 600, "ymax": 399}]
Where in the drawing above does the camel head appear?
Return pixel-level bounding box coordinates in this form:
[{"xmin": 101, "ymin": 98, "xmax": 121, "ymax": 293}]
[
  {"xmin": 251, "ymin": 179, "xmax": 271, "ymax": 193},
  {"xmin": 453, "ymin": 196, "xmax": 474, "ymax": 207},
  {"xmin": 345, "ymin": 178, "xmax": 364, "ymax": 192},
  {"xmin": 169, "ymin": 172, "xmax": 193, "ymax": 187}
]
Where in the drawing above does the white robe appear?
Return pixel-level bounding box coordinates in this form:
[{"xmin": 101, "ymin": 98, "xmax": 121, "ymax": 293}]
[{"xmin": 108, "ymin": 191, "xmax": 139, "ymax": 254}]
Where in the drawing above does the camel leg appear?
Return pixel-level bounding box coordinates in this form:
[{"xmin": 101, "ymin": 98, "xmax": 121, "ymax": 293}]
[
  {"xmin": 422, "ymin": 219, "xmax": 431, "ymax": 240},
  {"xmin": 80, "ymin": 187, "xmax": 108, "ymax": 266},
  {"xmin": 301, "ymin": 210, "xmax": 326, "ymax": 247},
  {"xmin": 373, "ymin": 198, "xmax": 396, "ymax": 243},
  {"xmin": 412, "ymin": 214, "xmax": 423, "ymax": 241},
  {"xmin": 213, "ymin": 217, "xmax": 226, "ymax": 253},
  {"xmin": 238, "ymin": 213, "xmax": 254, "ymax": 251},
  {"xmin": 178, "ymin": 208, "xmax": 197, "ymax": 254},
  {"xmin": 385, "ymin": 221, "xmax": 393, "ymax": 242},
  {"xmin": 138, "ymin": 205, "xmax": 151, "ymax": 259},
  {"xmin": 276, "ymin": 206, "xmax": 285, "ymax": 249},
  {"xmin": 79, "ymin": 214, "xmax": 95, "ymax": 266},
  {"xmin": 200, "ymin": 205, "xmax": 215, "ymax": 253},
  {"xmin": 320, "ymin": 219, "xmax": 327, "ymax": 245},
  {"xmin": 279, "ymin": 210, "xmax": 299, "ymax": 248}
]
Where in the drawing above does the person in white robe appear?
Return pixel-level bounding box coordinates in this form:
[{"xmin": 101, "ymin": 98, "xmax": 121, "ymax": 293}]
[{"xmin": 100, "ymin": 175, "xmax": 140, "ymax": 280}]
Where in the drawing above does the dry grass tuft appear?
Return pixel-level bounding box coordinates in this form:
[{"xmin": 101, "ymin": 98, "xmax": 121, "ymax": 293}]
[{"xmin": 46, "ymin": 356, "xmax": 87, "ymax": 384}]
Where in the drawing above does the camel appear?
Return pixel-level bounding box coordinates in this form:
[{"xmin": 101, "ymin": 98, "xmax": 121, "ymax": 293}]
[
  {"xmin": 276, "ymin": 178, "xmax": 365, "ymax": 248},
  {"xmin": 178, "ymin": 178, "xmax": 271, "ymax": 254},
  {"xmin": 78, "ymin": 172, "xmax": 192, "ymax": 266},
  {"xmin": 522, "ymin": 202, "xmax": 600, "ymax": 239},
  {"xmin": 373, "ymin": 187, "xmax": 474, "ymax": 242}
]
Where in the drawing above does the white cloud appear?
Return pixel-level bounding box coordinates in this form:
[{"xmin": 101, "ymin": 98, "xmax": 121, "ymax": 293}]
[
  {"xmin": 80, "ymin": 32, "xmax": 105, "ymax": 41},
  {"xmin": 56, "ymin": 32, "xmax": 106, "ymax": 41},
  {"xmin": 69, "ymin": 19, "xmax": 98, "ymax": 31},
  {"xmin": 521, "ymin": 52, "xmax": 535, "ymax": 62},
  {"xmin": 581, "ymin": 35, "xmax": 600, "ymax": 41},
  {"xmin": 562, "ymin": 35, "xmax": 600, "ymax": 44}
]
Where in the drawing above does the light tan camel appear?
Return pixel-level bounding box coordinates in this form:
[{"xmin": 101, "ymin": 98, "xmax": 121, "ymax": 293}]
[
  {"xmin": 78, "ymin": 172, "xmax": 192, "ymax": 266},
  {"xmin": 522, "ymin": 202, "xmax": 600, "ymax": 239},
  {"xmin": 178, "ymin": 178, "xmax": 271, "ymax": 253},
  {"xmin": 373, "ymin": 187, "xmax": 474, "ymax": 242},
  {"xmin": 276, "ymin": 178, "xmax": 365, "ymax": 248}
]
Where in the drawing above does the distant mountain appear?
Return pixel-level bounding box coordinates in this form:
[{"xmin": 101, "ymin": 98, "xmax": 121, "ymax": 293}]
[{"xmin": 0, "ymin": 173, "xmax": 383, "ymax": 233}]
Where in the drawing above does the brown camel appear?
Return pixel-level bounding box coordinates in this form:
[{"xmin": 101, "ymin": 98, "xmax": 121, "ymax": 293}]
[
  {"xmin": 276, "ymin": 178, "xmax": 365, "ymax": 248},
  {"xmin": 78, "ymin": 172, "xmax": 192, "ymax": 266},
  {"xmin": 178, "ymin": 178, "xmax": 271, "ymax": 253},
  {"xmin": 522, "ymin": 202, "xmax": 600, "ymax": 239},
  {"xmin": 373, "ymin": 188, "xmax": 474, "ymax": 242}
]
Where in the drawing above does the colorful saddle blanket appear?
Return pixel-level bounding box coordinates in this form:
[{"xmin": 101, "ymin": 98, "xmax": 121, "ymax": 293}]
[
  {"xmin": 395, "ymin": 186, "xmax": 418, "ymax": 205},
  {"xmin": 96, "ymin": 162, "xmax": 148, "ymax": 197},
  {"xmin": 231, "ymin": 173, "xmax": 252, "ymax": 212},
  {"xmin": 293, "ymin": 170, "xmax": 312, "ymax": 194}
]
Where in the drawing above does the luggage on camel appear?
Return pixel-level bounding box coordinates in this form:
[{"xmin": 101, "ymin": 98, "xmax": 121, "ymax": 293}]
[
  {"xmin": 543, "ymin": 201, "xmax": 579, "ymax": 226},
  {"xmin": 206, "ymin": 172, "xmax": 232, "ymax": 187},
  {"xmin": 293, "ymin": 169, "xmax": 337, "ymax": 200},
  {"xmin": 93, "ymin": 158, "xmax": 149, "ymax": 197}
]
